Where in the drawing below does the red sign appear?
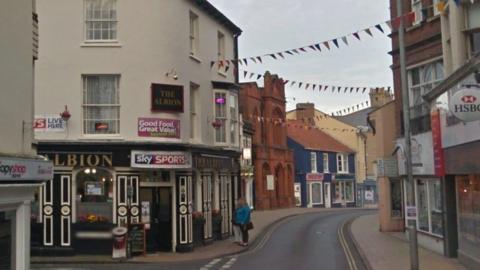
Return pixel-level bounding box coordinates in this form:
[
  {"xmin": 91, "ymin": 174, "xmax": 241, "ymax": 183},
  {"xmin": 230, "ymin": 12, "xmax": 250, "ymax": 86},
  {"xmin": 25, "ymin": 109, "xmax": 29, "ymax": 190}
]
[
  {"xmin": 306, "ymin": 173, "xmax": 324, "ymax": 181},
  {"xmin": 430, "ymin": 110, "xmax": 445, "ymax": 177},
  {"xmin": 138, "ymin": 118, "xmax": 180, "ymax": 138}
]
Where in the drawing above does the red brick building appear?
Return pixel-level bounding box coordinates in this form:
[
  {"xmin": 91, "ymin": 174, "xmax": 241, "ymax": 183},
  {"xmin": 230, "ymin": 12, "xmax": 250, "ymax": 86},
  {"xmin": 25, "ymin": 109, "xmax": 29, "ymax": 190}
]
[{"xmin": 239, "ymin": 72, "xmax": 295, "ymax": 210}]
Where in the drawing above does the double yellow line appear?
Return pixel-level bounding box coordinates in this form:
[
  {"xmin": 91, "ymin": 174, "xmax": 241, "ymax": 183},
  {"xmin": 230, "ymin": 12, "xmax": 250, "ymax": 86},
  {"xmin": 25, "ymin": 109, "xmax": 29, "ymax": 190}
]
[{"xmin": 338, "ymin": 220, "xmax": 358, "ymax": 270}]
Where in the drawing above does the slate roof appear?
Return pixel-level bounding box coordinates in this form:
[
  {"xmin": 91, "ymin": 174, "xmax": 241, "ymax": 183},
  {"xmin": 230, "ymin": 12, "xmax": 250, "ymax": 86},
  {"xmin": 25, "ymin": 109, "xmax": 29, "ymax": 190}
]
[
  {"xmin": 287, "ymin": 120, "xmax": 354, "ymax": 153},
  {"xmin": 335, "ymin": 107, "xmax": 374, "ymax": 127}
]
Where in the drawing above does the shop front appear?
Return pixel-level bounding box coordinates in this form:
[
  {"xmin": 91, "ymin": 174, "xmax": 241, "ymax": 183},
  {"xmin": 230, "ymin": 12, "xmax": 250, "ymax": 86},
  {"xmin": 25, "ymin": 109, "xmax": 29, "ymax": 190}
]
[
  {"xmin": 33, "ymin": 144, "xmax": 239, "ymax": 256},
  {"xmin": 0, "ymin": 155, "xmax": 53, "ymax": 269},
  {"xmin": 331, "ymin": 174, "xmax": 356, "ymax": 208}
]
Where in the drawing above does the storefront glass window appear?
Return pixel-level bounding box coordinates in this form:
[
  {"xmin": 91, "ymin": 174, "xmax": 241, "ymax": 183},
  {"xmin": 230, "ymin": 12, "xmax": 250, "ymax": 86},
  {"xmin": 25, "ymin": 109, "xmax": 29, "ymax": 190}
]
[
  {"xmin": 390, "ymin": 180, "xmax": 403, "ymax": 218},
  {"xmin": 345, "ymin": 181, "xmax": 354, "ymax": 202},
  {"xmin": 76, "ymin": 169, "xmax": 113, "ymax": 223},
  {"xmin": 457, "ymin": 175, "xmax": 480, "ymax": 263},
  {"xmin": 334, "ymin": 182, "xmax": 342, "ymax": 203},
  {"xmin": 31, "ymin": 187, "xmax": 41, "ymax": 223},
  {"xmin": 311, "ymin": 182, "xmax": 322, "ymax": 205},
  {"xmin": 416, "ymin": 179, "xmax": 443, "ymax": 236},
  {"xmin": 0, "ymin": 211, "xmax": 12, "ymax": 270}
]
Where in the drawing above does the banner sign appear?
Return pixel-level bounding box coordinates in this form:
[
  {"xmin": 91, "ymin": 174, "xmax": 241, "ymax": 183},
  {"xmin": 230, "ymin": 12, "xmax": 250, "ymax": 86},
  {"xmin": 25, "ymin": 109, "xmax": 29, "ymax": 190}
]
[
  {"xmin": 449, "ymin": 86, "xmax": 480, "ymax": 122},
  {"xmin": 431, "ymin": 109, "xmax": 445, "ymax": 177},
  {"xmin": 266, "ymin": 175, "xmax": 275, "ymax": 190},
  {"xmin": 138, "ymin": 118, "xmax": 180, "ymax": 138},
  {"xmin": 34, "ymin": 115, "xmax": 66, "ymax": 132},
  {"xmin": 151, "ymin": 83, "xmax": 184, "ymax": 112},
  {"xmin": 131, "ymin": 151, "xmax": 191, "ymax": 169},
  {"xmin": 0, "ymin": 157, "xmax": 53, "ymax": 181},
  {"xmin": 306, "ymin": 173, "xmax": 324, "ymax": 181}
]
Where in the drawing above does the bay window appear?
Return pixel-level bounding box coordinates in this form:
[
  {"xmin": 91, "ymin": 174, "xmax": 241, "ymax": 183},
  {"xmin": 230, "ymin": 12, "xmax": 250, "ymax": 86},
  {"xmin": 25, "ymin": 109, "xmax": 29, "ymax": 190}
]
[
  {"xmin": 82, "ymin": 75, "xmax": 120, "ymax": 135},
  {"xmin": 214, "ymin": 91, "xmax": 238, "ymax": 145}
]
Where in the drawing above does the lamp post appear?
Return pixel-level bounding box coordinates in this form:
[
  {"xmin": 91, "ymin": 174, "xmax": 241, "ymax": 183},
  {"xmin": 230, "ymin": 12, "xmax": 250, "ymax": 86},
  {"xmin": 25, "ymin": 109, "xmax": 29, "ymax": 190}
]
[{"xmin": 396, "ymin": 0, "xmax": 419, "ymax": 269}]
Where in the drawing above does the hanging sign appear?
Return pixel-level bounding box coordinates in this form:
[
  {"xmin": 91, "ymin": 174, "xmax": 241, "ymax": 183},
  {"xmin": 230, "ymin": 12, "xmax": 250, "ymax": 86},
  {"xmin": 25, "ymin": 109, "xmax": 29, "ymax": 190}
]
[
  {"xmin": 306, "ymin": 173, "xmax": 324, "ymax": 181},
  {"xmin": 138, "ymin": 118, "xmax": 180, "ymax": 138},
  {"xmin": 151, "ymin": 83, "xmax": 184, "ymax": 112},
  {"xmin": 449, "ymin": 86, "xmax": 480, "ymax": 122}
]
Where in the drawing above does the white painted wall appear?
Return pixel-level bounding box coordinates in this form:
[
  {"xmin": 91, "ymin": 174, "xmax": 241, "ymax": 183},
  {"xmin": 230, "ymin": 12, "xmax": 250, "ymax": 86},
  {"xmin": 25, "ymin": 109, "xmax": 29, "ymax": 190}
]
[
  {"xmin": 0, "ymin": 0, "xmax": 35, "ymax": 155},
  {"xmin": 35, "ymin": 0, "xmax": 239, "ymax": 148}
]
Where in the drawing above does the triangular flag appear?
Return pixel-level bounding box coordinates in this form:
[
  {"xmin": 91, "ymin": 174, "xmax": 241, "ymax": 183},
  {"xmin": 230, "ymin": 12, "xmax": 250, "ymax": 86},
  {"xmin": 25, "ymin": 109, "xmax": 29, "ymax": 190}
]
[
  {"xmin": 250, "ymin": 57, "xmax": 257, "ymax": 64},
  {"xmin": 291, "ymin": 81, "xmax": 296, "ymax": 87},
  {"xmin": 210, "ymin": 61, "xmax": 215, "ymax": 69},
  {"xmin": 225, "ymin": 60, "xmax": 230, "ymax": 66},
  {"xmin": 366, "ymin": 101, "xmax": 369, "ymax": 106},
  {"xmin": 332, "ymin": 39, "xmax": 339, "ymax": 48},
  {"xmin": 309, "ymin": 45, "xmax": 317, "ymax": 51},
  {"xmin": 225, "ymin": 65, "xmax": 230, "ymax": 72},
  {"xmin": 385, "ymin": 21, "xmax": 393, "ymax": 30},
  {"xmin": 392, "ymin": 17, "xmax": 401, "ymax": 29},
  {"xmin": 323, "ymin": 41, "xmax": 330, "ymax": 50},
  {"xmin": 313, "ymin": 85, "xmax": 316, "ymax": 91},
  {"xmin": 305, "ymin": 84, "xmax": 310, "ymax": 90},
  {"xmin": 337, "ymin": 87, "xmax": 341, "ymax": 93},
  {"xmin": 269, "ymin": 54, "xmax": 277, "ymax": 60},
  {"xmin": 365, "ymin": 28, "xmax": 373, "ymax": 37},
  {"xmin": 403, "ymin": 12, "xmax": 415, "ymax": 25},
  {"xmin": 299, "ymin": 47, "xmax": 307, "ymax": 53},
  {"xmin": 284, "ymin": 80, "xmax": 289, "ymax": 85},
  {"xmin": 243, "ymin": 59, "xmax": 248, "ymax": 66},
  {"xmin": 292, "ymin": 49, "xmax": 300, "ymax": 54},
  {"xmin": 243, "ymin": 71, "xmax": 248, "ymax": 78},
  {"xmin": 278, "ymin": 52, "xmax": 284, "ymax": 59},
  {"xmin": 257, "ymin": 56, "xmax": 263, "ymax": 63},
  {"xmin": 350, "ymin": 87, "xmax": 354, "ymax": 93},
  {"xmin": 299, "ymin": 82, "xmax": 303, "ymax": 88},
  {"xmin": 353, "ymin": 32, "xmax": 361, "ymax": 40},
  {"xmin": 356, "ymin": 88, "xmax": 360, "ymax": 93},
  {"xmin": 331, "ymin": 86, "xmax": 335, "ymax": 93},
  {"xmin": 362, "ymin": 87, "xmax": 367, "ymax": 93},
  {"xmin": 341, "ymin": 36, "xmax": 349, "ymax": 46},
  {"xmin": 249, "ymin": 73, "xmax": 254, "ymax": 79},
  {"xmin": 436, "ymin": 2, "xmax": 445, "ymax": 13},
  {"xmin": 285, "ymin": 50, "xmax": 294, "ymax": 56},
  {"xmin": 344, "ymin": 87, "xmax": 348, "ymax": 93},
  {"xmin": 257, "ymin": 74, "xmax": 262, "ymax": 80},
  {"xmin": 324, "ymin": 86, "xmax": 328, "ymax": 91},
  {"xmin": 375, "ymin": 24, "xmax": 384, "ymax": 33}
]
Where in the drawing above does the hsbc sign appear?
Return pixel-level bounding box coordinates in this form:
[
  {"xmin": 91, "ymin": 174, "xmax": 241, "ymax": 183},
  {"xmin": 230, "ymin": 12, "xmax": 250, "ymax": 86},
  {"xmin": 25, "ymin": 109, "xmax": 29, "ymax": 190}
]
[{"xmin": 449, "ymin": 87, "xmax": 480, "ymax": 122}]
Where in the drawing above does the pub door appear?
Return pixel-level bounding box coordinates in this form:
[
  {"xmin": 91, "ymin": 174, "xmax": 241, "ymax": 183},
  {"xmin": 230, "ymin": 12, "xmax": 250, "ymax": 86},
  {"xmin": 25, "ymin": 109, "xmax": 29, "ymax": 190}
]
[{"xmin": 140, "ymin": 187, "xmax": 172, "ymax": 252}]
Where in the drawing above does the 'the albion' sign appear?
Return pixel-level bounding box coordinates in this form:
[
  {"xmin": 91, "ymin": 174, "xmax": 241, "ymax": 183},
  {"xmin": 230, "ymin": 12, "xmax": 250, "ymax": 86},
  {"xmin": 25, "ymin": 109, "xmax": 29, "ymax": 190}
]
[{"xmin": 449, "ymin": 87, "xmax": 480, "ymax": 122}]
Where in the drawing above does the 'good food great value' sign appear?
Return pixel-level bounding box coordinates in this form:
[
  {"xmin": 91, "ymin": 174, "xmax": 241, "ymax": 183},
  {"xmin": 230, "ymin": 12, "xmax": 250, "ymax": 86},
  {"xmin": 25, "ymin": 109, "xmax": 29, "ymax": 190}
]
[
  {"xmin": 449, "ymin": 87, "xmax": 480, "ymax": 122},
  {"xmin": 138, "ymin": 118, "xmax": 180, "ymax": 138}
]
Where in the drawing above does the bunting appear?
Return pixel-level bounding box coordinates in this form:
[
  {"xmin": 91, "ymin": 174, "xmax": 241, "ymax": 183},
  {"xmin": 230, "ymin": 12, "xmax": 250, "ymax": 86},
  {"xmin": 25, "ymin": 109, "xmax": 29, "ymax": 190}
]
[{"xmin": 210, "ymin": 12, "xmax": 416, "ymax": 66}]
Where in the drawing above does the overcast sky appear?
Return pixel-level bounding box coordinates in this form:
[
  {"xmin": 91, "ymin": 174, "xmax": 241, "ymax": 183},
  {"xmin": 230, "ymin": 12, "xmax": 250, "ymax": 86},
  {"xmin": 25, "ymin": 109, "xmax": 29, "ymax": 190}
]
[{"xmin": 208, "ymin": 0, "xmax": 393, "ymax": 113}]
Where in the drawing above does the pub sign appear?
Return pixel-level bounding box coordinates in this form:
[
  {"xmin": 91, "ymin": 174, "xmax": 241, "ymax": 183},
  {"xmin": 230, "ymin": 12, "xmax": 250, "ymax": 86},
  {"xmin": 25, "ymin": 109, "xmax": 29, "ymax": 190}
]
[{"xmin": 151, "ymin": 83, "xmax": 184, "ymax": 112}]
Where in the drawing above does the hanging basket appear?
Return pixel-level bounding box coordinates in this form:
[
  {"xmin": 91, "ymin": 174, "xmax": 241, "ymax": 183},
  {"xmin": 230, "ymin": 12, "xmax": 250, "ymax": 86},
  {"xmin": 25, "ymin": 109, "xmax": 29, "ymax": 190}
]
[
  {"xmin": 60, "ymin": 105, "xmax": 71, "ymax": 121},
  {"xmin": 212, "ymin": 120, "xmax": 222, "ymax": 129}
]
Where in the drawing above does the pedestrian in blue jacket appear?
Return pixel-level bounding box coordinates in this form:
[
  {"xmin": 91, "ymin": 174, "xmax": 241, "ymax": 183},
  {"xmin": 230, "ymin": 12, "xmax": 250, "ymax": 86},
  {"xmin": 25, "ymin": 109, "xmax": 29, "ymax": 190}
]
[{"xmin": 235, "ymin": 198, "xmax": 251, "ymax": 246}]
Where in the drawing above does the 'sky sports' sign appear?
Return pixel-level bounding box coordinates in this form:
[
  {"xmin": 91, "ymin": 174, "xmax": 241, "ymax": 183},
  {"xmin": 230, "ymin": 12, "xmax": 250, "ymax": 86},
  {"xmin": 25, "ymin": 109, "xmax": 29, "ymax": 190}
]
[{"xmin": 131, "ymin": 151, "xmax": 191, "ymax": 169}]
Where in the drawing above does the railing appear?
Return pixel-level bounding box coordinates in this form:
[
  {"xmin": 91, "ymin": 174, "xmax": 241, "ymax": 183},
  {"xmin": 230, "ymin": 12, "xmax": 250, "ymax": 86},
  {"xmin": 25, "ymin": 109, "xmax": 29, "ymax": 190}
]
[{"xmin": 33, "ymin": 12, "xmax": 38, "ymax": 60}]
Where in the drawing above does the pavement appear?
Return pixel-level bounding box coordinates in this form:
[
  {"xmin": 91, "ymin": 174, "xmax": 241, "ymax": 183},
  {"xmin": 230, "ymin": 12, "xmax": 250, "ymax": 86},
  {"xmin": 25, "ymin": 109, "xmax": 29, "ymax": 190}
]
[
  {"xmin": 32, "ymin": 207, "xmax": 352, "ymax": 264},
  {"xmin": 350, "ymin": 213, "xmax": 467, "ymax": 270}
]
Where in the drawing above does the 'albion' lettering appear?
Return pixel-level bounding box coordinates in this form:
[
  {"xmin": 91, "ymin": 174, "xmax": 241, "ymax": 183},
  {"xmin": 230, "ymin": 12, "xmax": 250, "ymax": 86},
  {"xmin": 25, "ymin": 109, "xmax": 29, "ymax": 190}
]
[{"xmin": 47, "ymin": 154, "xmax": 113, "ymax": 167}]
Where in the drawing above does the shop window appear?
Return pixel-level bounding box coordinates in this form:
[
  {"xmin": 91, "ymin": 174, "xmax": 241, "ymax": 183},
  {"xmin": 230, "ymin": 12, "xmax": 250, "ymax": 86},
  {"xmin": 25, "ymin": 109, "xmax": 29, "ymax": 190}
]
[
  {"xmin": 390, "ymin": 180, "xmax": 403, "ymax": 218},
  {"xmin": 334, "ymin": 182, "xmax": 343, "ymax": 203},
  {"xmin": 76, "ymin": 168, "xmax": 114, "ymax": 223},
  {"xmin": 457, "ymin": 175, "xmax": 480, "ymax": 262},
  {"xmin": 416, "ymin": 179, "xmax": 443, "ymax": 236},
  {"xmin": 345, "ymin": 181, "xmax": 354, "ymax": 202},
  {"xmin": 311, "ymin": 182, "xmax": 323, "ymax": 205}
]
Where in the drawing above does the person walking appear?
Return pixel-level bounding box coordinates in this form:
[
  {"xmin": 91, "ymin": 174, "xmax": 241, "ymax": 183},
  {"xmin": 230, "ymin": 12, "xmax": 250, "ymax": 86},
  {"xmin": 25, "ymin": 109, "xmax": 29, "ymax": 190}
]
[
  {"xmin": 235, "ymin": 198, "xmax": 251, "ymax": 246},
  {"xmin": 232, "ymin": 201, "xmax": 242, "ymax": 244}
]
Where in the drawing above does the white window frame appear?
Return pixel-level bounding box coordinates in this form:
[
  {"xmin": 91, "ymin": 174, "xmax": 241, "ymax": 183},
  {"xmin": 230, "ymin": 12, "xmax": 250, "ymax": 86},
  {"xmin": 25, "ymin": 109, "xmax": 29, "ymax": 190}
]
[
  {"xmin": 323, "ymin": 153, "xmax": 329, "ymax": 173},
  {"xmin": 310, "ymin": 152, "xmax": 317, "ymax": 173},
  {"xmin": 190, "ymin": 82, "xmax": 199, "ymax": 141},
  {"xmin": 336, "ymin": 153, "xmax": 349, "ymax": 174},
  {"xmin": 217, "ymin": 31, "xmax": 225, "ymax": 60},
  {"xmin": 189, "ymin": 11, "xmax": 199, "ymax": 56},
  {"xmin": 411, "ymin": 0, "xmax": 423, "ymax": 25},
  {"xmin": 82, "ymin": 75, "xmax": 120, "ymax": 135},
  {"xmin": 407, "ymin": 59, "xmax": 444, "ymax": 108},
  {"xmin": 213, "ymin": 90, "xmax": 238, "ymax": 146},
  {"xmin": 84, "ymin": 0, "xmax": 118, "ymax": 42},
  {"xmin": 414, "ymin": 178, "xmax": 443, "ymax": 237},
  {"xmin": 309, "ymin": 182, "xmax": 323, "ymax": 206}
]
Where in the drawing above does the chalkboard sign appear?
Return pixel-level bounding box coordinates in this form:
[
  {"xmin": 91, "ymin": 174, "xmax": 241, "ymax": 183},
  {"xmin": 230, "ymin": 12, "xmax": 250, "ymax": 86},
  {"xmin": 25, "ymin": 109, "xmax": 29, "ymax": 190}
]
[{"xmin": 128, "ymin": 224, "xmax": 146, "ymax": 255}]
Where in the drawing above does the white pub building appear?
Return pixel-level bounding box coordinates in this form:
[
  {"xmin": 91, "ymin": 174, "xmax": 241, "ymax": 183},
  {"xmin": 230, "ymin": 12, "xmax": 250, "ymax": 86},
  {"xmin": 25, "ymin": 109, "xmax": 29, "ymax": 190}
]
[{"xmin": 33, "ymin": 0, "xmax": 242, "ymax": 255}]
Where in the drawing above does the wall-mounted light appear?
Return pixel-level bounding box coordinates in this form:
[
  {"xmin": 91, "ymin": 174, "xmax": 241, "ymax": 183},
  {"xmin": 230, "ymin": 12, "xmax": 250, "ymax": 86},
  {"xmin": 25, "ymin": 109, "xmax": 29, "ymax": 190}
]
[{"xmin": 166, "ymin": 68, "xmax": 179, "ymax": 80}]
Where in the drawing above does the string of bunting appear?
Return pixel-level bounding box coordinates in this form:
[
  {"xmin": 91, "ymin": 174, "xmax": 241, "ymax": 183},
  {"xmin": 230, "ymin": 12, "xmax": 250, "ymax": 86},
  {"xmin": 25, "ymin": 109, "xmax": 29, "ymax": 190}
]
[
  {"xmin": 334, "ymin": 100, "xmax": 370, "ymax": 116},
  {"xmin": 242, "ymin": 114, "xmax": 358, "ymax": 132},
  {"xmin": 240, "ymin": 69, "xmax": 392, "ymax": 94},
  {"xmin": 211, "ymin": 11, "xmax": 416, "ymax": 67}
]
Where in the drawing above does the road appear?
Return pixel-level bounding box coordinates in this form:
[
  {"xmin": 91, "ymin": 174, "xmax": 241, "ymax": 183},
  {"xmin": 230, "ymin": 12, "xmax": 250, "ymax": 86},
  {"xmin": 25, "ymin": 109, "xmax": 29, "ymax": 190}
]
[{"xmin": 33, "ymin": 209, "xmax": 371, "ymax": 270}]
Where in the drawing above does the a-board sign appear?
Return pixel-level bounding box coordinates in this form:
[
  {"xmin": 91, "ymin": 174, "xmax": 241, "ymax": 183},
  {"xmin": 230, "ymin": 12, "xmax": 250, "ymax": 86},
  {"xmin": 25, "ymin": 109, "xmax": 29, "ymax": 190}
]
[{"xmin": 128, "ymin": 224, "xmax": 146, "ymax": 255}]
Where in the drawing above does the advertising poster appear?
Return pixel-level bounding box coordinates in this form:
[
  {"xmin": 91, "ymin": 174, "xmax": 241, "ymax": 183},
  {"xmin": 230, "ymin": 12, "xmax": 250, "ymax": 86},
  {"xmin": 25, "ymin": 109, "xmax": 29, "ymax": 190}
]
[
  {"xmin": 34, "ymin": 115, "xmax": 66, "ymax": 132},
  {"xmin": 138, "ymin": 118, "xmax": 180, "ymax": 138}
]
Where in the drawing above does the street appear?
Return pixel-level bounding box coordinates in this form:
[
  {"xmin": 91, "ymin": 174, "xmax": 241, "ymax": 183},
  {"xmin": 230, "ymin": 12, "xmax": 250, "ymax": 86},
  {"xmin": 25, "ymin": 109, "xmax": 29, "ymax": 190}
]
[{"xmin": 33, "ymin": 210, "xmax": 370, "ymax": 270}]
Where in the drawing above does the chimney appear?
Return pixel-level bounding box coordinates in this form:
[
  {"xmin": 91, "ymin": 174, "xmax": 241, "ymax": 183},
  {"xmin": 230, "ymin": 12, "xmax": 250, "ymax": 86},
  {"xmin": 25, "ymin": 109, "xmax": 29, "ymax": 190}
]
[
  {"xmin": 369, "ymin": 88, "xmax": 393, "ymax": 108},
  {"xmin": 296, "ymin": 103, "xmax": 315, "ymax": 123}
]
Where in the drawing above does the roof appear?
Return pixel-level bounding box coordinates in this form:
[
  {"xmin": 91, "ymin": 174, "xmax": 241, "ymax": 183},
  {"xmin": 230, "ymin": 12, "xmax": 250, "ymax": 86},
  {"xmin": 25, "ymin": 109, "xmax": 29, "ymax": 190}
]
[
  {"xmin": 335, "ymin": 107, "xmax": 374, "ymax": 127},
  {"xmin": 287, "ymin": 120, "xmax": 354, "ymax": 153},
  {"xmin": 192, "ymin": 0, "xmax": 242, "ymax": 35}
]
